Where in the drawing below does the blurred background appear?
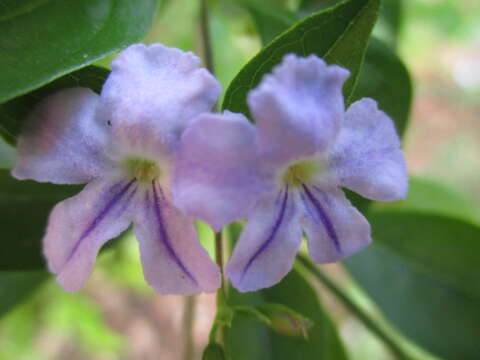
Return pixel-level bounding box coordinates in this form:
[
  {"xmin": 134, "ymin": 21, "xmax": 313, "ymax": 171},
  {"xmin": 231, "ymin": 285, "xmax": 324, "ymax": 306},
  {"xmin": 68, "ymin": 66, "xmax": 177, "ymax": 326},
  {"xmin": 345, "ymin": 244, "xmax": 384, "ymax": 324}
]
[{"xmin": 0, "ymin": 0, "xmax": 479, "ymax": 359}]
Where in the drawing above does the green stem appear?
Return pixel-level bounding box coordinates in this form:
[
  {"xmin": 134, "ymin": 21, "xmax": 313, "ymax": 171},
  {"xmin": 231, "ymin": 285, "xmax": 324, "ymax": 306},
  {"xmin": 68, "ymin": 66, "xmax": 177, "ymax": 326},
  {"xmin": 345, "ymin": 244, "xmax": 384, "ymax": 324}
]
[
  {"xmin": 199, "ymin": 3, "xmax": 230, "ymax": 352},
  {"xmin": 208, "ymin": 231, "xmax": 230, "ymax": 350},
  {"xmin": 297, "ymin": 254, "xmax": 413, "ymax": 360},
  {"xmin": 215, "ymin": 231, "xmax": 226, "ymax": 306},
  {"xmin": 205, "ymin": 231, "xmax": 231, "ymax": 357},
  {"xmin": 199, "ymin": 0, "xmax": 215, "ymax": 77},
  {"xmin": 200, "ymin": 0, "xmax": 227, "ymax": 347},
  {"xmin": 182, "ymin": 295, "xmax": 196, "ymax": 360}
]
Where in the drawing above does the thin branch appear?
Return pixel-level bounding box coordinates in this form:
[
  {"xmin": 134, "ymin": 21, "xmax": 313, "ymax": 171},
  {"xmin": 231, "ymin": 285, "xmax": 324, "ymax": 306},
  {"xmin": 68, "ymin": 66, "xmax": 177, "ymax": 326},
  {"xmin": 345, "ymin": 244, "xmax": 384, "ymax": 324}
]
[
  {"xmin": 215, "ymin": 231, "xmax": 225, "ymax": 300},
  {"xmin": 200, "ymin": 0, "xmax": 215, "ymax": 76},
  {"xmin": 213, "ymin": 230, "xmax": 229, "ymax": 354}
]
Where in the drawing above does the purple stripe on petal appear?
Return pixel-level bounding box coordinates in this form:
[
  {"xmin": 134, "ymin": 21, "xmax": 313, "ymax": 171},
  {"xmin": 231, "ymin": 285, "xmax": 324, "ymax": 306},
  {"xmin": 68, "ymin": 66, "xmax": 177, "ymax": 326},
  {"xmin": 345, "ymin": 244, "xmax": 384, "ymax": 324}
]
[
  {"xmin": 242, "ymin": 187, "xmax": 289, "ymax": 277},
  {"xmin": 66, "ymin": 179, "xmax": 136, "ymax": 263},
  {"xmin": 302, "ymin": 185, "xmax": 342, "ymax": 253},
  {"xmin": 150, "ymin": 182, "xmax": 197, "ymax": 284}
]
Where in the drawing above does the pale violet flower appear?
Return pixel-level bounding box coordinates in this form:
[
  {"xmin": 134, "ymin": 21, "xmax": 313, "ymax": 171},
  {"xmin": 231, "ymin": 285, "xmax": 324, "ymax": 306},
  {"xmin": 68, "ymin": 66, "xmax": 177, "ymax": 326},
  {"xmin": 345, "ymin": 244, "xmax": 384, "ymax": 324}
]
[
  {"xmin": 174, "ymin": 54, "xmax": 408, "ymax": 292},
  {"xmin": 12, "ymin": 44, "xmax": 222, "ymax": 294}
]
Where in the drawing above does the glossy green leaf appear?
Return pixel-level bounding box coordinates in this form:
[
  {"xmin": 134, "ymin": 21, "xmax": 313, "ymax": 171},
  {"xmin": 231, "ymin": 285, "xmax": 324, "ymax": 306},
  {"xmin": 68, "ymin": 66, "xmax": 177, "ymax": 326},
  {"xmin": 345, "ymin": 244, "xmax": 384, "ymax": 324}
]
[
  {"xmin": 240, "ymin": 0, "xmax": 299, "ymax": 44},
  {"xmin": 345, "ymin": 210, "xmax": 480, "ymax": 359},
  {"xmin": 0, "ymin": 170, "xmax": 80, "ymax": 270},
  {"xmin": 350, "ymin": 37, "xmax": 412, "ymax": 136},
  {"xmin": 0, "ymin": 271, "xmax": 48, "ymax": 318},
  {"xmin": 228, "ymin": 268, "xmax": 349, "ymax": 360},
  {"xmin": 0, "ymin": 66, "xmax": 110, "ymax": 145},
  {"xmin": 0, "ymin": 0, "xmax": 157, "ymax": 104},
  {"xmin": 300, "ymin": 0, "xmax": 403, "ymax": 46},
  {"xmin": 222, "ymin": 0, "xmax": 381, "ymax": 116},
  {"xmin": 298, "ymin": 0, "xmax": 342, "ymax": 17}
]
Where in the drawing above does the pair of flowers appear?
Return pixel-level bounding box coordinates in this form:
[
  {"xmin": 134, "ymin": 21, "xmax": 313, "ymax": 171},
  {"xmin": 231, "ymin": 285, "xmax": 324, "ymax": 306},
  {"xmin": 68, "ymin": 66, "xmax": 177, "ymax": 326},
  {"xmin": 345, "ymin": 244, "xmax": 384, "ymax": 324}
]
[{"xmin": 12, "ymin": 43, "xmax": 407, "ymax": 294}]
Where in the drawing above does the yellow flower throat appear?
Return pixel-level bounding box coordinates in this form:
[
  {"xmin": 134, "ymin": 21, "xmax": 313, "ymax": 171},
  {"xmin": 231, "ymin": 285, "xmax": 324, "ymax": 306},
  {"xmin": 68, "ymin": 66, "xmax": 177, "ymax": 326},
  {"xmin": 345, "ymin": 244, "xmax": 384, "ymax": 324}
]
[
  {"xmin": 282, "ymin": 160, "xmax": 321, "ymax": 187},
  {"xmin": 124, "ymin": 158, "xmax": 161, "ymax": 183}
]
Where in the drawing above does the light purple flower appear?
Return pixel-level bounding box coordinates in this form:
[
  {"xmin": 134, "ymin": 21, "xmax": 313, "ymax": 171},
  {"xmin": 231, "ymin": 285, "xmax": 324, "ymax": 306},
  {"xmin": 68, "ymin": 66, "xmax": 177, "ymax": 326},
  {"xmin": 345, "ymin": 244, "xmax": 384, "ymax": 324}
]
[
  {"xmin": 12, "ymin": 43, "xmax": 222, "ymax": 294},
  {"xmin": 174, "ymin": 54, "xmax": 408, "ymax": 292}
]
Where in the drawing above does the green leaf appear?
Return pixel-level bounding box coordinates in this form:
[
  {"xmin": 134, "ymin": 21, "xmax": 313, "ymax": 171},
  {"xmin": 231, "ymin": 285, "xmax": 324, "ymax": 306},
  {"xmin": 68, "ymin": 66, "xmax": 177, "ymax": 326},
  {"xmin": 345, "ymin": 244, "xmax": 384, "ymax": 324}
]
[
  {"xmin": 0, "ymin": 271, "xmax": 48, "ymax": 318},
  {"xmin": 0, "ymin": 0, "xmax": 157, "ymax": 104},
  {"xmin": 0, "ymin": 137, "xmax": 15, "ymax": 169},
  {"xmin": 222, "ymin": 0, "xmax": 381, "ymax": 117},
  {"xmin": 240, "ymin": 0, "xmax": 300, "ymax": 44},
  {"xmin": 0, "ymin": 66, "xmax": 110, "ymax": 145},
  {"xmin": 228, "ymin": 268, "xmax": 349, "ymax": 360},
  {"xmin": 202, "ymin": 343, "xmax": 227, "ymax": 360},
  {"xmin": 374, "ymin": 176, "xmax": 478, "ymax": 223},
  {"xmin": 300, "ymin": 0, "xmax": 403, "ymax": 47},
  {"xmin": 298, "ymin": 0, "xmax": 342, "ymax": 17},
  {"xmin": 350, "ymin": 37, "xmax": 412, "ymax": 136},
  {"xmin": 0, "ymin": 170, "xmax": 80, "ymax": 270},
  {"xmin": 344, "ymin": 210, "xmax": 480, "ymax": 359},
  {"xmin": 377, "ymin": 0, "xmax": 403, "ymax": 47}
]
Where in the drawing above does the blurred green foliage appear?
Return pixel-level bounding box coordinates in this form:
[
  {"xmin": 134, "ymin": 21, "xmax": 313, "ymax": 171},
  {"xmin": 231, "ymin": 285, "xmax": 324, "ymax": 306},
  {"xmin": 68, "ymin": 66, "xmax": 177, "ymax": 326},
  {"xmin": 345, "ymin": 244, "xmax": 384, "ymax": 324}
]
[{"xmin": 0, "ymin": 280, "xmax": 124, "ymax": 360}]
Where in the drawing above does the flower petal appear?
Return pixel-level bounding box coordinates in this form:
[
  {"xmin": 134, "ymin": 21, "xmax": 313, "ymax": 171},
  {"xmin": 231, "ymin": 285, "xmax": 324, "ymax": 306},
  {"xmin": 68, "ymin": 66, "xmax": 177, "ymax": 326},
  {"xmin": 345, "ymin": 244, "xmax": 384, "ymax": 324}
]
[
  {"xmin": 248, "ymin": 54, "xmax": 349, "ymax": 164},
  {"xmin": 133, "ymin": 182, "xmax": 220, "ymax": 294},
  {"xmin": 328, "ymin": 98, "xmax": 408, "ymax": 201},
  {"xmin": 300, "ymin": 185, "xmax": 371, "ymax": 263},
  {"xmin": 12, "ymin": 88, "xmax": 110, "ymax": 184},
  {"xmin": 45, "ymin": 178, "xmax": 138, "ymax": 291},
  {"xmin": 226, "ymin": 188, "xmax": 303, "ymax": 292},
  {"xmin": 174, "ymin": 111, "xmax": 268, "ymax": 231},
  {"xmin": 99, "ymin": 43, "xmax": 221, "ymax": 149}
]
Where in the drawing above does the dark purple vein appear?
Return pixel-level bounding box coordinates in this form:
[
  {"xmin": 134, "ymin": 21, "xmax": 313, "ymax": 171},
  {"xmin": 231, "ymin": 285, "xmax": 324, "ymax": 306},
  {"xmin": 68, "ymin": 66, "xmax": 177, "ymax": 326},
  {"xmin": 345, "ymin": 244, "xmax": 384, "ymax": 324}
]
[
  {"xmin": 66, "ymin": 179, "xmax": 136, "ymax": 264},
  {"xmin": 151, "ymin": 182, "xmax": 197, "ymax": 284},
  {"xmin": 302, "ymin": 185, "xmax": 341, "ymax": 253},
  {"xmin": 242, "ymin": 187, "xmax": 289, "ymax": 278}
]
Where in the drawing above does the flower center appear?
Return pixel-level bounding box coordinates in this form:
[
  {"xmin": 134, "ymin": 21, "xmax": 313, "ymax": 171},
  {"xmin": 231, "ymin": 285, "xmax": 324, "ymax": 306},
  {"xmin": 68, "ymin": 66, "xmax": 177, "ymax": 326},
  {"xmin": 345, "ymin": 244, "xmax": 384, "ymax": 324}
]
[
  {"xmin": 282, "ymin": 160, "xmax": 321, "ymax": 187},
  {"xmin": 124, "ymin": 158, "xmax": 161, "ymax": 183}
]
